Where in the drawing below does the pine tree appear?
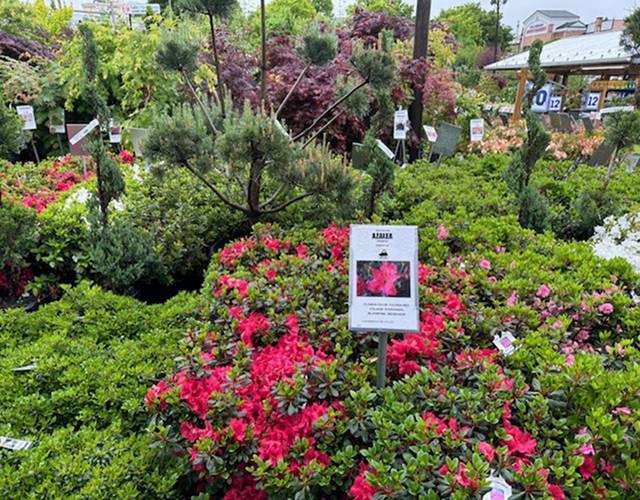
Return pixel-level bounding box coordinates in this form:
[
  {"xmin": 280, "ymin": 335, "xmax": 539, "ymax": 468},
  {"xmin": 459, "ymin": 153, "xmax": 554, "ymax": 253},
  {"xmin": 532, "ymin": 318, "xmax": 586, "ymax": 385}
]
[{"xmin": 503, "ymin": 39, "xmax": 551, "ymax": 232}]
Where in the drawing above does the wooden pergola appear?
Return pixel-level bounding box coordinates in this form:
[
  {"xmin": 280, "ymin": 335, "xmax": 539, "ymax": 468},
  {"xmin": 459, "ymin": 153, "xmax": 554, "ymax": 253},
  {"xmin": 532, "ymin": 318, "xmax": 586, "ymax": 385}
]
[{"xmin": 485, "ymin": 30, "xmax": 640, "ymax": 121}]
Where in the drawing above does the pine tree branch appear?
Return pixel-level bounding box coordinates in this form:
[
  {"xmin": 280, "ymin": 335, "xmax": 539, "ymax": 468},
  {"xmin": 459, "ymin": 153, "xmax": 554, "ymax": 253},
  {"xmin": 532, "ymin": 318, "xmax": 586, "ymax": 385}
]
[
  {"xmin": 179, "ymin": 156, "xmax": 248, "ymax": 213},
  {"xmin": 275, "ymin": 62, "xmax": 311, "ymax": 119},
  {"xmin": 258, "ymin": 183, "xmax": 286, "ymax": 209},
  {"xmin": 261, "ymin": 192, "xmax": 313, "ymax": 214},
  {"xmin": 293, "ymin": 79, "xmax": 367, "ymax": 141},
  {"xmin": 301, "ymin": 108, "xmax": 345, "ymax": 149},
  {"xmin": 182, "ymin": 70, "xmax": 218, "ymax": 136}
]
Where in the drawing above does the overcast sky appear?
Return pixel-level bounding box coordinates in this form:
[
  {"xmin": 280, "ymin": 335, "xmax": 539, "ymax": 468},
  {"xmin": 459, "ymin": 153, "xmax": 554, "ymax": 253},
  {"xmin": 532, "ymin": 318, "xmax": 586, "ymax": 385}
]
[{"xmin": 68, "ymin": 0, "xmax": 638, "ymax": 32}]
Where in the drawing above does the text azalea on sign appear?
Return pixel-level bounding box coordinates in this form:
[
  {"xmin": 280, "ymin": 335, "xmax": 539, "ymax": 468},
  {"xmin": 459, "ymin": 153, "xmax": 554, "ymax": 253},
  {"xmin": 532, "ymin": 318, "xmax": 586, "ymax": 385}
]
[{"xmin": 349, "ymin": 225, "xmax": 419, "ymax": 333}]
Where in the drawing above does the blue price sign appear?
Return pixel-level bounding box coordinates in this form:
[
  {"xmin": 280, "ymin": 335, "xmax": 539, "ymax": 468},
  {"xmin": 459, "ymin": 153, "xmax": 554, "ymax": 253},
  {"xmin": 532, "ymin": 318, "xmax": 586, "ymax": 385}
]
[
  {"xmin": 584, "ymin": 92, "xmax": 601, "ymax": 111},
  {"xmin": 531, "ymin": 84, "xmax": 552, "ymax": 113},
  {"xmin": 548, "ymin": 95, "xmax": 562, "ymax": 112}
]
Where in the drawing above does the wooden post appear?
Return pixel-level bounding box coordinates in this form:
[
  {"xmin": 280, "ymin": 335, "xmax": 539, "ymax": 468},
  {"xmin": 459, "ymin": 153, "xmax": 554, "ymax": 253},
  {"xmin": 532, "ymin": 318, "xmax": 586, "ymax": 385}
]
[
  {"xmin": 512, "ymin": 68, "xmax": 529, "ymax": 123},
  {"xmin": 560, "ymin": 72, "xmax": 569, "ymax": 110},
  {"xmin": 408, "ymin": 0, "xmax": 432, "ymax": 162}
]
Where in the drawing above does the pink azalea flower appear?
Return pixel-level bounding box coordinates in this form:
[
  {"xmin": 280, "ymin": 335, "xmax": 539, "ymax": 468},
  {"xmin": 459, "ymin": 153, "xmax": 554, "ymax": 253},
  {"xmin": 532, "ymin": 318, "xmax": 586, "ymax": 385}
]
[
  {"xmin": 613, "ymin": 407, "xmax": 631, "ymax": 416},
  {"xmin": 479, "ymin": 259, "xmax": 491, "ymax": 270},
  {"xmin": 598, "ymin": 303, "xmax": 613, "ymax": 314},
  {"xmin": 437, "ymin": 223, "xmax": 449, "ymax": 240},
  {"xmin": 537, "ymin": 285, "xmax": 550, "ymax": 298},
  {"xmin": 507, "ymin": 291, "xmax": 518, "ymax": 307}
]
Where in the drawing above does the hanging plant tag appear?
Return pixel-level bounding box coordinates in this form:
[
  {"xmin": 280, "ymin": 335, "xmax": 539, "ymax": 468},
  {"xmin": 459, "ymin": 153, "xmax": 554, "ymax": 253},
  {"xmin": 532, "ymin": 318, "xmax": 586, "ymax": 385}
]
[{"xmin": 493, "ymin": 331, "xmax": 517, "ymax": 355}]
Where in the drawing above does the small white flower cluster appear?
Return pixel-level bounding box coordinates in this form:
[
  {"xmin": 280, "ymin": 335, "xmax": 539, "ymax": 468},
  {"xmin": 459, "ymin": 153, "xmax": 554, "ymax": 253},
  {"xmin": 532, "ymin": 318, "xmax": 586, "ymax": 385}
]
[
  {"xmin": 591, "ymin": 212, "xmax": 640, "ymax": 273},
  {"xmin": 64, "ymin": 187, "xmax": 90, "ymax": 210}
]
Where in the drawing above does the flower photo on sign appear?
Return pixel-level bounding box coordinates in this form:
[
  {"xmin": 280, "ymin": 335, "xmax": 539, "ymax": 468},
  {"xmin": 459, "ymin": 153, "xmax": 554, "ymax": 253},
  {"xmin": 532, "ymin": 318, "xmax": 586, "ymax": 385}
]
[{"xmin": 356, "ymin": 261, "xmax": 410, "ymax": 298}]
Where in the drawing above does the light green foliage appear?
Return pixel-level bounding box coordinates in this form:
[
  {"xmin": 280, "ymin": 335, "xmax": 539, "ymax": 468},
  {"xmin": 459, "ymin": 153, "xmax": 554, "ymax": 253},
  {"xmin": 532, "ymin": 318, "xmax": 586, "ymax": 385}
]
[
  {"xmin": 437, "ymin": 2, "xmax": 513, "ymax": 51},
  {"xmin": 0, "ymin": 282, "xmax": 196, "ymax": 497},
  {"xmin": 349, "ymin": 0, "xmax": 412, "ymax": 18},
  {"xmin": 31, "ymin": 0, "xmax": 72, "ymax": 36},
  {"xmin": 0, "ymin": 0, "xmax": 39, "ymax": 39},
  {"xmin": 0, "ymin": 102, "xmax": 27, "ymax": 161},
  {"xmin": 247, "ymin": 0, "xmax": 317, "ymax": 39},
  {"xmin": 311, "ymin": 0, "xmax": 333, "ymax": 16},
  {"xmin": 57, "ymin": 21, "xmax": 179, "ymax": 124}
]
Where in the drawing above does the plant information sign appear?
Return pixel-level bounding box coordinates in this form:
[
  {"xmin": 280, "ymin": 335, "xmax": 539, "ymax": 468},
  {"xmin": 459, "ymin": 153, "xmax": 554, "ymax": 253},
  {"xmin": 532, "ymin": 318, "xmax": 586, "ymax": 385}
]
[
  {"xmin": 349, "ymin": 225, "xmax": 419, "ymax": 333},
  {"xmin": 16, "ymin": 105, "xmax": 36, "ymax": 130}
]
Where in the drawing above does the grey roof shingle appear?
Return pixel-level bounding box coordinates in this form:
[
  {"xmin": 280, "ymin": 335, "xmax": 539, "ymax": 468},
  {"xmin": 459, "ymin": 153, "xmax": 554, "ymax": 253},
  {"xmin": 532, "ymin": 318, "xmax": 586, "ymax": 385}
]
[{"xmin": 537, "ymin": 10, "xmax": 579, "ymax": 18}]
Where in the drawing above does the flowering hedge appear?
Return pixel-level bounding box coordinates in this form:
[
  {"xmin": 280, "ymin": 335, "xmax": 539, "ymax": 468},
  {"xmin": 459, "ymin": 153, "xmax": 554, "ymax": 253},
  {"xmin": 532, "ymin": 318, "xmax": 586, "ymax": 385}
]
[{"xmin": 146, "ymin": 223, "xmax": 640, "ymax": 498}]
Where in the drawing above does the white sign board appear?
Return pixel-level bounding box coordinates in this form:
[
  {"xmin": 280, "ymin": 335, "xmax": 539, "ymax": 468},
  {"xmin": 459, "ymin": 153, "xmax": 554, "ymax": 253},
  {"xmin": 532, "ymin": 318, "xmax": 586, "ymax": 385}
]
[
  {"xmin": 349, "ymin": 225, "xmax": 419, "ymax": 333},
  {"xmin": 584, "ymin": 92, "xmax": 601, "ymax": 111},
  {"xmin": 70, "ymin": 119, "xmax": 99, "ymax": 145},
  {"xmin": 531, "ymin": 84, "xmax": 552, "ymax": 113},
  {"xmin": 498, "ymin": 106, "xmax": 514, "ymax": 114},
  {"xmin": 109, "ymin": 120, "xmax": 121, "ymax": 143},
  {"xmin": 548, "ymin": 95, "xmax": 562, "ymax": 113},
  {"xmin": 393, "ymin": 110, "xmax": 409, "ymax": 140},
  {"xmin": 470, "ymin": 119, "xmax": 484, "ymax": 142},
  {"xmin": 423, "ymin": 125, "xmax": 437, "ymax": 143},
  {"xmin": 0, "ymin": 436, "xmax": 32, "ymax": 451},
  {"xmin": 16, "ymin": 106, "xmax": 36, "ymax": 130},
  {"xmin": 124, "ymin": 3, "xmax": 160, "ymax": 15}
]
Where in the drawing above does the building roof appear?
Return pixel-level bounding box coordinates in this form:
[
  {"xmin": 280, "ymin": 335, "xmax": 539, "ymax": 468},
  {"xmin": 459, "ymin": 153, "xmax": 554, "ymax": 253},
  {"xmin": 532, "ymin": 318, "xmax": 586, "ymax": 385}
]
[
  {"xmin": 536, "ymin": 10, "xmax": 579, "ymax": 18},
  {"xmin": 485, "ymin": 30, "xmax": 638, "ymax": 72},
  {"xmin": 555, "ymin": 20, "xmax": 586, "ymax": 30}
]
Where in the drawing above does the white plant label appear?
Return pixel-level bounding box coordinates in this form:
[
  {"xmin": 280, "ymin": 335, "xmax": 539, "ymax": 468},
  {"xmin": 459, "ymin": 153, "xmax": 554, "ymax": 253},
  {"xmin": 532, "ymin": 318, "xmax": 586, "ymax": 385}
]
[
  {"xmin": 349, "ymin": 225, "xmax": 419, "ymax": 333},
  {"xmin": 70, "ymin": 119, "xmax": 99, "ymax": 145},
  {"xmin": 493, "ymin": 331, "xmax": 517, "ymax": 355},
  {"xmin": 483, "ymin": 474, "xmax": 512, "ymax": 500},
  {"xmin": 376, "ymin": 140, "xmax": 394, "ymax": 159},
  {"xmin": 0, "ymin": 436, "xmax": 32, "ymax": 451},
  {"xmin": 470, "ymin": 119, "xmax": 484, "ymax": 142},
  {"xmin": 16, "ymin": 106, "xmax": 36, "ymax": 130},
  {"xmin": 11, "ymin": 365, "xmax": 36, "ymax": 372},
  {"xmin": 393, "ymin": 109, "xmax": 409, "ymax": 140},
  {"xmin": 423, "ymin": 125, "xmax": 438, "ymax": 143},
  {"xmin": 274, "ymin": 119, "xmax": 290, "ymax": 140},
  {"xmin": 109, "ymin": 120, "xmax": 121, "ymax": 143}
]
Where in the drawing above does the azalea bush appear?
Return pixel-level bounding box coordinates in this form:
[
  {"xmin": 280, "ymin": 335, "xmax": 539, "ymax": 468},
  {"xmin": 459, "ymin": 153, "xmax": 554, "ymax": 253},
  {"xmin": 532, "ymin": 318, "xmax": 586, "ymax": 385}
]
[{"xmin": 145, "ymin": 222, "xmax": 640, "ymax": 498}]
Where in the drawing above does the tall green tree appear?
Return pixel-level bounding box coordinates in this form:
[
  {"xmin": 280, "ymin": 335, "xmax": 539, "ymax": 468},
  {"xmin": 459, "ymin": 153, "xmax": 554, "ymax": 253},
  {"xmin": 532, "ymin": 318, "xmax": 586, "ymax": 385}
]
[
  {"xmin": 503, "ymin": 39, "xmax": 551, "ymax": 232},
  {"xmin": 621, "ymin": 7, "xmax": 640, "ymax": 108}
]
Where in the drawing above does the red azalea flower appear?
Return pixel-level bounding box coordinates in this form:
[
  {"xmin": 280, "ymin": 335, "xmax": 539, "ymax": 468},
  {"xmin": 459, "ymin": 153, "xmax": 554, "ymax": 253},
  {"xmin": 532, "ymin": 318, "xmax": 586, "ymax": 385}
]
[{"xmin": 502, "ymin": 424, "xmax": 537, "ymax": 456}]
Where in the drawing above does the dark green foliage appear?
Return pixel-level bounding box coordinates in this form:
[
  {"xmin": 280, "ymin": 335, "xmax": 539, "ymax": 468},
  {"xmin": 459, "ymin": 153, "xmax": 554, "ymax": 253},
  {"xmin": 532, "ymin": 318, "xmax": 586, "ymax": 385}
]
[
  {"xmin": 87, "ymin": 217, "xmax": 159, "ymax": 295},
  {"xmin": 155, "ymin": 28, "xmax": 200, "ymax": 75},
  {"xmin": 0, "ymin": 102, "xmax": 27, "ymax": 163},
  {"xmin": 601, "ymin": 111, "xmax": 640, "ymax": 195},
  {"xmin": 503, "ymin": 40, "xmax": 551, "ymax": 232},
  {"xmin": 358, "ymin": 129, "xmax": 395, "ymax": 218},
  {"xmin": 621, "ymin": 7, "xmax": 640, "ymax": 55},
  {"xmin": 350, "ymin": 33, "xmax": 396, "ymax": 91},
  {"xmin": 298, "ymin": 23, "xmax": 337, "ymax": 66},
  {"xmin": 0, "ymin": 200, "xmax": 35, "ymax": 268},
  {"xmin": 179, "ymin": 0, "xmax": 236, "ymax": 18}
]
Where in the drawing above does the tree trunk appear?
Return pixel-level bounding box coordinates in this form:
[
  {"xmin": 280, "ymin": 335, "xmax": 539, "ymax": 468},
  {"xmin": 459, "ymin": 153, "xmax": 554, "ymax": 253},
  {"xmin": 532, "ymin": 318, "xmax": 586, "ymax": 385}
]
[
  {"xmin": 247, "ymin": 159, "xmax": 263, "ymax": 226},
  {"xmin": 408, "ymin": 0, "xmax": 431, "ymax": 162},
  {"xmin": 260, "ymin": 0, "xmax": 267, "ymax": 105},
  {"xmin": 601, "ymin": 144, "xmax": 619, "ymax": 197},
  {"xmin": 208, "ymin": 14, "xmax": 225, "ymax": 117}
]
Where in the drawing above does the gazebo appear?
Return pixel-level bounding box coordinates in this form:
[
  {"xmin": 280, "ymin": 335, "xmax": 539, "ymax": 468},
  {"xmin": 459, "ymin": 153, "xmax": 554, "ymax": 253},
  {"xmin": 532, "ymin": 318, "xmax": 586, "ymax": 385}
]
[{"xmin": 485, "ymin": 30, "xmax": 639, "ymax": 120}]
